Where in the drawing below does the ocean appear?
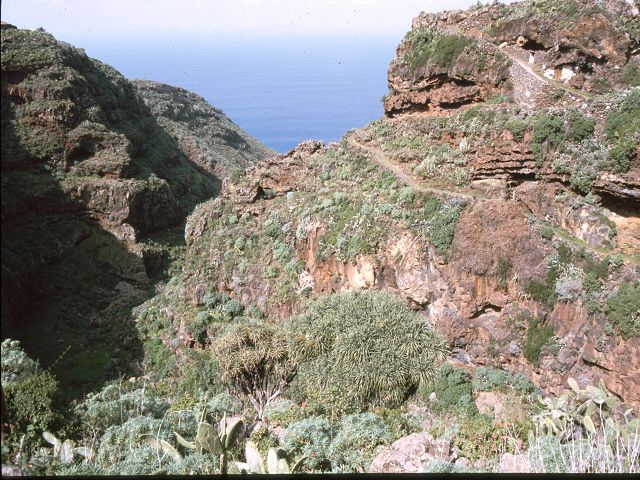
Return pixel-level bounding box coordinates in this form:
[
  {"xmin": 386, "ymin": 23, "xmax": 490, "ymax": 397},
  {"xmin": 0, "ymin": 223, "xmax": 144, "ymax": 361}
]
[{"xmin": 78, "ymin": 35, "xmax": 400, "ymax": 153}]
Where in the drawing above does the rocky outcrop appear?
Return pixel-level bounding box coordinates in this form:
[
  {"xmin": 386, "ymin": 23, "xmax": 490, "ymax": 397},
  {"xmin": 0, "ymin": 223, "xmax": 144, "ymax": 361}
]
[
  {"xmin": 369, "ymin": 432, "xmax": 450, "ymax": 473},
  {"xmin": 385, "ymin": 0, "xmax": 639, "ymax": 115},
  {"xmin": 384, "ymin": 30, "xmax": 511, "ymax": 115}
]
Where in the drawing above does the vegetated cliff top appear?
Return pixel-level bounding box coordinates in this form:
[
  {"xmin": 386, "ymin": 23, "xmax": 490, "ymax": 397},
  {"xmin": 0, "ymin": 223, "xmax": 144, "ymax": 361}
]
[
  {"xmin": 133, "ymin": 80, "xmax": 274, "ymax": 180},
  {"xmin": 384, "ymin": 0, "xmax": 639, "ymax": 115}
]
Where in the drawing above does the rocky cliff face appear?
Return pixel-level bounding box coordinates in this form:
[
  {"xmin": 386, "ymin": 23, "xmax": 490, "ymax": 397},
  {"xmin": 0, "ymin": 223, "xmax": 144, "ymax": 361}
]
[
  {"xmin": 135, "ymin": 0, "xmax": 639, "ymax": 408},
  {"xmin": 0, "ymin": 27, "xmax": 271, "ymax": 392},
  {"xmin": 385, "ymin": 0, "xmax": 639, "ymax": 115}
]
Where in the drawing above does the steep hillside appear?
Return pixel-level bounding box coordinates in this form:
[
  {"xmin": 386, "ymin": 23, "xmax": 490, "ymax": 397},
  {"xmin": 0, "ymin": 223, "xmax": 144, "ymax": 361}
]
[
  {"xmin": 137, "ymin": 0, "xmax": 639, "ymax": 411},
  {"xmin": 0, "ymin": 26, "xmax": 272, "ymax": 394},
  {"xmin": 1, "ymin": 1, "xmax": 639, "ymax": 476}
]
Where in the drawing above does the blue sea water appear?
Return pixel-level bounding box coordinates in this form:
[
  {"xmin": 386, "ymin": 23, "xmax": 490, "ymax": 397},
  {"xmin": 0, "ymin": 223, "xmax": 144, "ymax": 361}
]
[{"xmin": 78, "ymin": 35, "xmax": 400, "ymax": 153}]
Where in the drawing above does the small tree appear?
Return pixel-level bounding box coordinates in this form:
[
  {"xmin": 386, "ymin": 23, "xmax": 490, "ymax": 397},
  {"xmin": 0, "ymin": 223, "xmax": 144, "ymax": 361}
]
[{"xmin": 211, "ymin": 322, "xmax": 294, "ymax": 420}]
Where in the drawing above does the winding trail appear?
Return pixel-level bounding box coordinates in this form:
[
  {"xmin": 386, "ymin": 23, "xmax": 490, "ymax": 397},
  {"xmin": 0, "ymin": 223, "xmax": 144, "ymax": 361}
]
[{"xmin": 346, "ymin": 136, "xmax": 481, "ymax": 201}]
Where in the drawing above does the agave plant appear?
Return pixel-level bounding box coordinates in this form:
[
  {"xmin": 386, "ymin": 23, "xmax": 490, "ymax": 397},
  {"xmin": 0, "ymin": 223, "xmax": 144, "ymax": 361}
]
[
  {"xmin": 42, "ymin": 432, "xmax": 94, "ymax": 464},
  {"xmin": 234, "ymin": 441, "xmax": 305, "ymax": 474}
]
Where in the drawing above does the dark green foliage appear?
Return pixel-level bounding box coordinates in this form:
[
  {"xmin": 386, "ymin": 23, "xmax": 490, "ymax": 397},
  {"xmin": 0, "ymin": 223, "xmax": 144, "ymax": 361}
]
[
  {"xmin": 566, "ymin": 110, "xmax": 595, "ymax": 143},
  {"xmin": 453, "ymin": 414, "xmax": 534, "ymax": 462},
  {"xmin": 524, "ymin": 318, "xmax": 554, "ymax": 366},
  {"xmin": 427, "ymin": 201, "xmax": 464, "ymax": 259},
  {"xmin": 403, "ymin": 28, "xmax": 471, "ymax": 70},
  {"xmin": 287, "ymin": 290, "xmax": 448, "ymax": 414},
  {"xmin": 524, "ymin": 263, "xmax": 559, "ymax": 307},
  {"xmin": 329, "ymin": 413, "xmax": 393, "ymax": 472},
  {"xmin": 282, "ymin": 417, "xmax": 334, "ymax": 471},
  {"xmin": 605, "ymin": 90, "xmax": 639, "ymax": 174},
  {"xmin": 605, "ymin": 282, "xmax": 640, "ymax": 339},
  {"xmin": 622, "ymin": 64, "xmax": 640, "ymax": 87},
  {"xmin": 4, "ymin": 370, "xmax": 59, "ymax": 435},
  {"xmin": 505, "ymin": 117, "xmax": 527, "ymax": 141},
  {"xmin": 608, "ymin": 139, "xmax": 634, "ymax": 173},
  {"xmin": 532, "ymin": 113, "xmax": 565, "ymax": 164},
  {"xmin": 472, "ymin": 366, "xmax": 536, "ymax": 394},
  {"xmin": 431, "ymin": 363, "xmax": 477, "ymax": 414}
]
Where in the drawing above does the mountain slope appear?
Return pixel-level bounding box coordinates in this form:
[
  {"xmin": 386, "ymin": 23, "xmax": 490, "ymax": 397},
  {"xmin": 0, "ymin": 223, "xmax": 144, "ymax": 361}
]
[{"xmin": 0, "ymin": 26, "xmax": 272, "ymax": 395}]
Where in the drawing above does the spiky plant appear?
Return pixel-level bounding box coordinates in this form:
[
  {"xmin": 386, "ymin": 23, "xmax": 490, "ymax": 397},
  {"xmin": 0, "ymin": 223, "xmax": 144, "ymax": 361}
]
[
  {"xmin": 286, "ymin": 289, "xmax": 448, "ymax": 414},
  {"xmin": 211, "ymin": 321, "xmax": 294, "ymax": 420}
]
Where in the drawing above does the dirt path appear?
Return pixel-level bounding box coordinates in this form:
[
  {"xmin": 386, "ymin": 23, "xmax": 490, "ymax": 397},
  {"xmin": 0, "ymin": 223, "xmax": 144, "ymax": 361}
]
[
  {"xmin": 346, "ymin": 136, "xmax": 480, "ymax": 201},
  {"xmin": 498, "ymin": 46, "xmax": 593, "ymax": 101}
]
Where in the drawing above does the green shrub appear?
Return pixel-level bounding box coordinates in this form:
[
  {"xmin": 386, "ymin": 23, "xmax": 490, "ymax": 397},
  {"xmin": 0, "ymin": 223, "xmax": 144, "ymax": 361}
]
[
  {"xmin": 329, "ymin": 413, "xmax": 393, "ymax": 472},
  {"xmin": 605, "ymin": 282, "xmax": 640, "ymax": 339},
  {"xmin": 1, "ymin": 339, "xmax": 59, "ymax": 438},
  {"xmin": 176, "ymin": 348, "xmax": 224, "ymax": 397},
  {"xmin": 622, "ymin": 64, "xmax": 640, "ymax": 87},
  {"xmin": 505, "ymin": 117, "xmax": 527, "ymax": 141},
  {"xmin": 524, "ymin": 263, "xmax": 559, "ymax": 306},
  {"xmin": 496, "ymin": 257, "xmax": 512, "ymax": 290},
  {"xmin": 524, "ymin": 318, "xmax": 554, "ymax": 366},
  {"xmin": 1, "ymin": 339, "xmax": 39, "ymax": 385},
  {"xmin": 371, "ymin": 406, "xmax": 422, "ymax": 440},
  {"xmin": 262, "ymin": 398, "xmax": 311, "ymax": 428},
  {"xmin": 566, "ymin": 110, "xmax": 595, "ymax": 143},
  {"xmin": 282, "ymin": 417, "xmax": 334, "ymax": 471},
  {"xmin": 403, "ymin": 28, "xmax": 470, "ymax": 70},
  {"xmin": 472, "ymin": 366, "xmax": 535, "ymax": 394},
  {"xmin": 423, "ymin": 460, "xmax": 468, "ymax": 473},
  {"xmin": 74, "ymin": 382, "xmax": 169, "ymax": 434},
  {"xmin": 608, "ymin": 138, "xmax": 635, "ymax": 173},
  {"xmin": 427, "ymin": 201, "xmax": 464, "ymax": 259},
  {"xmin": 287, "ymin": 290, "xmax": 448, "ymax": 414},
  {"xmin": 95, "ymin": 415, "xmax": 171, "ymax": 473},
  {"xmin": 4, "ymin": 370, "xmax": 59, "ymax": 436},
  {"xmin": 431, "ymin": 363, "xmax": 477, "ymax": 414},
  {"xmin": 532, "ymin": 113, "xmax": 565, "ymax": 164}
]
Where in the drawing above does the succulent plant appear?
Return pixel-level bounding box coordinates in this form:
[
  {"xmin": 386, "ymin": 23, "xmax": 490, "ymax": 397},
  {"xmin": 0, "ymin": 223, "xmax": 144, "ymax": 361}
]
[
  {"xmin": 532, "ymin": 377, "xmax": 638, "ymax": 454},
  {"xmin": 42, "ymin": 431, "xmax": 95, "ymax": 464},
  {"xmin": 173, "ymin": 412, "xmax": 244, "ymax": 474},
  {"xmin": 234, "ymin": 441, "xmax": 305, "ymax": 474}
]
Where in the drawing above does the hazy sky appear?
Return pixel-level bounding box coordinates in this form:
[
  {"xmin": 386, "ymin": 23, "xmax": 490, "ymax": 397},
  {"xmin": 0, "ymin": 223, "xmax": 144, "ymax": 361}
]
[{"xmin": 3, "ymin": 0, "xmax": 481, "ymax": 39}]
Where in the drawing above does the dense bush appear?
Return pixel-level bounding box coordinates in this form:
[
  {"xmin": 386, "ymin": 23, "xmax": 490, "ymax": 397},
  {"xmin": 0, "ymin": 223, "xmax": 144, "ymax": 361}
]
[
  {"xmin": 329, "ymin": 413, "xmax": 393, "ymax": 472},
  {"xmin": 605, "ymin": 282, "xmax": 640, "ymax": 339},
  {"xmin": 1, "ymin": 339, "xmax": 59, "ymax": 438},
  {"xmin": 403, "ymin": 28, "xmax": 470, "ymax": 70},
  {"xmin": 74, "ymin": 382, "xmax": 169, "ymax": 434},
  {"xmin": 1, "ymin": 339, "xmax": 39, "ymax": 385},
  {"xmin": 532, "ymin": 113, "xmax": 565, "ymax": 164},
  {"xmin": 431, "ymin": 363, "xmax": 477, "ymax": 414},
  {"xmin": 282, "ymin": 416, "xmax": 335, "ymax": 471},
  {"xmin": 287, "ymin": 290, "xmax": 448, "ymax": 414},
  {"xmin": 427, "ymin": 201, "xmax": 464, "ymax": 259},
  {"xmin": 566, "ymin": 110, "xmax": 595, "ymax": 143},
  {"xmin": 505, "ymin": 117, "xmax": 527, "ymax": 141},
  {"xmin": 472, "ymin": 366, "xmax": 536, "ymax": 394},
  {"xmin": 605, "ymin": 89, "xmax": 639, "ymax": 174}
]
